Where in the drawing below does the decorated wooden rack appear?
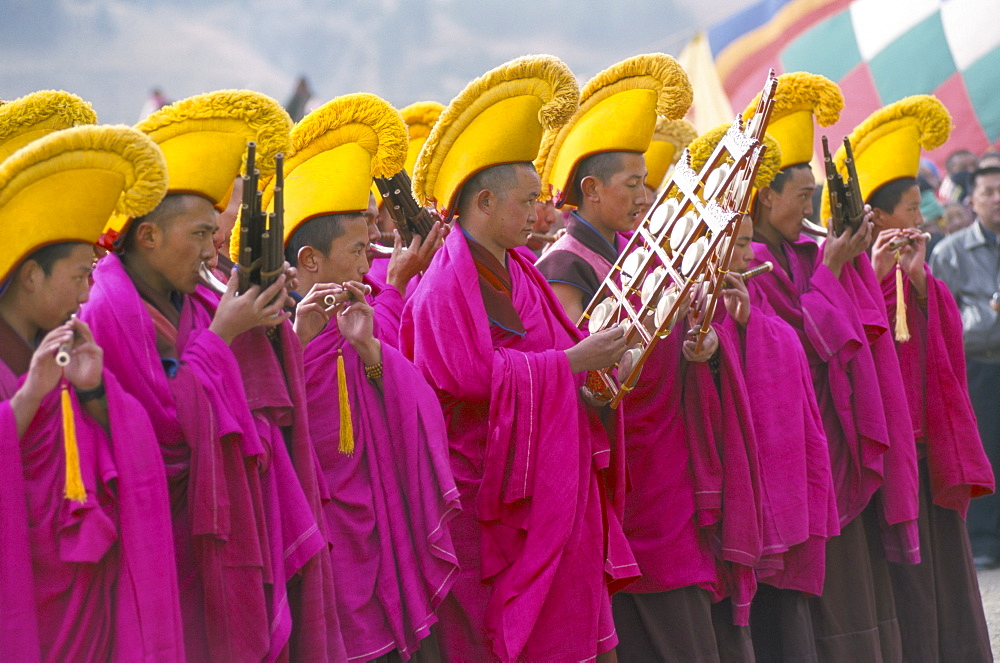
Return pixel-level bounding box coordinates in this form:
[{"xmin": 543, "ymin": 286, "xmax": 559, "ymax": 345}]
[{"xmin": 578, "ymin": 70, "xmax": 779, "ymax": 408}]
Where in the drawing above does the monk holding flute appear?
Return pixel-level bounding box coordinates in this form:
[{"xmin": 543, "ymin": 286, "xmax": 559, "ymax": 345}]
[
  {"xmin": 284, "ymin": 93, "xmax": 460, "ymax": 663},
  {"xmin": 0, "ymin": 98, "xmax": 184, "ymax": 660},
  {"xmin": 838, "ymin": 95, "xmax": 993, "ymax": 662}
]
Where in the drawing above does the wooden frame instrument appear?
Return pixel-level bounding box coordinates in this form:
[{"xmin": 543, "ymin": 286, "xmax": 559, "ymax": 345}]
[{"xmin": 577, "ymin": 70, "xmax": 779, "ymax": 408}]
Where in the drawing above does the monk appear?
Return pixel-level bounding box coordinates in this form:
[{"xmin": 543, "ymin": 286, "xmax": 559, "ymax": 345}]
[
  {"xmin": 83, "ymin": 191, "xmax": 296, "ymax": 662},
  {"xmin": 719, "ymin": 216, "xmax": 840, "ymax": 662},
  {"xmin": 402, "ymin": 162, "xmax": 638, "ymax": 661},
  {"xmin": 289, "ymin": 211, "xmax": 460, "ymax": 662},
  {"xmin": 748, "ymin": 170, "xmax": 918, "ymax": 661},
  {"xmin": 870, "ymin": 177, "xmax": 993, "ymax": 662},
  {"xmin": 0, "ymin": 125, "xmax": 183, "ymax": 662}
]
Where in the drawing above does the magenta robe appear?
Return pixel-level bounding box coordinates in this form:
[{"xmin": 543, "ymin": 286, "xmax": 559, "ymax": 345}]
[
  {"xmin": 304, "ymin": 318, "xmax": 460, "ymax": 661},
  {"xmin": 680, "ymin": 321, "xmax": 764, "ymax": 625},
  {"xmin": 366, "ymin": 260, "xmax": 421, "ymax": 301},
  {"xmin": 748, "ymin": 239, "xmax": 919, "ymax": 562},
  {"xmin": 364, "ymin": 275, "xmax": 405, "ymax": 346},
  {"xmin": 719, "ymin": 298, "xmax": 839, "ymax": 596},
  {"xmin": 217, "ymin": 305, "xmax": 346, "ymax": 663},
  {"xmin": 399, "ymin": 227, "xmax": 638, "ymax": 662},
  {"xmin": 0, "ymin": 346, "xmax": 183, "ymax": 661},
  {"xmin": 881, "ymin": 266, "xmax": 994, "ymax": 515},
  {"xmin": 84, "ymin": 254, "xmax": 272, "ymax": 662}
]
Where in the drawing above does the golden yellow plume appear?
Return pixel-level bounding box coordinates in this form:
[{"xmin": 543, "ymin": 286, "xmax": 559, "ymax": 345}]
[
  {"xmin": 535, "ymin": 53, "xmax": 692, "ymax": 205},
  {"xmin": 412, "ymin": 54, "xmax": 579, "ymax": 211},
  {"xmin": 0, "ymin": 90, "xmax": 97, "ymax": 162}
]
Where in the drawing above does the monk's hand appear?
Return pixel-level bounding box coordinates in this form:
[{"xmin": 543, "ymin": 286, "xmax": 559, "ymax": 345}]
[
  {"xmin": 823, "ymin": 207, "xmax": 873, "ymax": 279},
  {"xmin": 280, "ymin": 263, "xmax": 299, "ymax": 308},
  {"xmin": 721, "ymin": 273, "xmax": 751, "ymax": 328},
  {"xmin": 896, "ymin": 228, "xmax": 928, "ymax": 297},
  {"xmin": 565, "ymin": 326, "xmax": 629, "ymax": 373},
  {"xmin": 871, "ymin": 228, "xmax": 904, "ymax": 282},
  {"xmin": 62, "ymin": 316, "xmax": 103, "ymax": 392},
  {"xmin": 22, "ymin": 322, "xmax": 76, "ymax": 402},
  {"xmin": 336, "ymin": 282, "xmax": 381, "ymax": 365},
  {"xmin": 385, "ymin": 222, "xmax": 444, "ymax": 292},
  {"xmin": 293, "ymin": 283, "xmax": 344, "ymax": 349},
  {"xmin": 210, "ymin": 267, "xmax": 291, "ymax": 344},
  {"xmin": 683, "ymin": 326, "xmax": 718, "ymax": 363}
]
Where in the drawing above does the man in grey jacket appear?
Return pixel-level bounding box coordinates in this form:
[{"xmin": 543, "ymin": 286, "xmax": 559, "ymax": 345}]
[{"xmin": 932, "ymin": 165, "xmax": 1000, "ymax": 568}]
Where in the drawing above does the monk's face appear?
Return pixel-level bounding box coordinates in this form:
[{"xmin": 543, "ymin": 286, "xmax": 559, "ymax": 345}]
[
  {"xmin": 636, "ymin": 183, "xmax": 657, "ymax": 226},
  {"xmin": 317, "ymin": 215, "xmax": 371, "ymax": 284},
  {"xmin": 363, "ymin": 193, "xmax": 381, "ymax": 264},
  {"xmin": 872, "ymin": 184, "xmax": 921, "ymax": 234},
  {"xmin": 23, "ymin": 243, "xmax": 95, "ymax": 331},
  {"xmin": 150, "ymin": 195, "xmax": 219, "ymax": 294},
  {"xmin": 490, "ymin": 165, "xmax": 541, "ymax": 250},
  {"xmin": 727, "ymin": 216, "xmax": 756, "ymax": 273},
  {"xmin": 762, "ymin": 167, "xmax": 815, "ymax": 242},
  {"xmin": 589, "ymin": 152, "xmax": 649, "ymax": 232},
  {"xmin": 532, "ymin": 199, "xmax": 557, "ymax": 234}
]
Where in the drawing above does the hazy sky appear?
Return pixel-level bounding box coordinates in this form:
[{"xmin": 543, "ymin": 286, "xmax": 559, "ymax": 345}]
[{"xmin": 0, "ymin": 0, "xmax": 753, "ymax": 124}]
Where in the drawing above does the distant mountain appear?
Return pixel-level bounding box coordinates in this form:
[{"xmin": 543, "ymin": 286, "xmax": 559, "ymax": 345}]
[{"xmin": 0, "ymin": 0, "xmax": 750, "ymax": 123}]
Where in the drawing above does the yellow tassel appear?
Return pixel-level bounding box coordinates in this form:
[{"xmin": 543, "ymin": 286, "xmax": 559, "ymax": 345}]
[
  {"xmin": 337, "ymin": 349, "xmax": 354, "ymax": 455},
  {"xmin": 60, "ymin": 383, "xmax": 86, "ymax": 503},
  {"xmin": 894, "ymin": 253, "xmax": 910, "ymax": 342}
]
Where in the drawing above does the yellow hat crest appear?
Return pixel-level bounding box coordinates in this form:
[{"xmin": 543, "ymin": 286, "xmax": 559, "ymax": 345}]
[
  {"xmin": 0, "ymin": 124, "xmax": 167, "ymax": 281},
  {"xmin": 742, "ymin": 72, "xmax": 843, "ymax": 170},
  {"xmin": 536, "ymin": 53, "xmax": 692, "ymax": 206},
  {"xmin": 820, "ymin": 95, "xmax": 951, "ymax": 223},
  {"xmin": 263, "ymin": 93, "xmax": 407, "ymax": 249},
  {"xmin": 412, "ymin": 54, "xmax": 579, "ymax": 215},
  {"xmin": 645, "ymin": 118, "xmax": 698, "ymax": 191},
  {"xmin": 0, "ymin": 90, "xmax": 97, "ymax": 163},
  {"xmin": 135, "ymin": 89, "xmax": 292, "ymax": 210},
  {"xmin": 372, "ymin": 100, "xmax": 444, "ymax": 206},
  {"xmin": 401, "ymin": 101, "xmax": 445, "ymax": 175},
  {"xmin": 687, "ymin": 123, "xmax": 783, "ymax": 190}
]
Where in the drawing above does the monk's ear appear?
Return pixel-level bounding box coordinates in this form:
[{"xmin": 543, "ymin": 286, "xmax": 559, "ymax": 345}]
[
  {"xmin": 297, "ymin": 246, "xmax": 319, "ymax": 273},
  {"xmin": 475, "ymin": 188, "xmax": 493, "ymax": 216},
  {"xmin": 133, "ymin": 220, "xmax": 159, "ymax": 249},
  {"xmin": 580, "ymin": 175, "xmax": 601, "ymax": 202},
  {"xmin": 757, "ymin": 186, "xmax": 775, "ymax": 210},
  {"xmin": 17, "ymin": 259, "xmax": 43, "ymax": 293}
]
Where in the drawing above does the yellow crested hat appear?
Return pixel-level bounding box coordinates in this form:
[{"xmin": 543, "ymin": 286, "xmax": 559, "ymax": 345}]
[
  {"xmin": 370, "ymin": 100, "xmax": 445, "ymax": 205},
  {"xmin": 645, "ymin": 118, "xmax": 698, "ymax": 191},
  {"xmin": 536, "ymin": 53, "xmax": 692, "ymax": 207},
  {"xmin": 841, "ymin": 95, "xmax": 951, "ymax": 203},
  {"xmin": 412, "ymin": 55, "xmax": 579, "ymax": 216},
  {"xmin": 0, "ymin": 124, "xmax": 167, "ymax": 281},
  {"xmin": 135, "ymin": 89, "xmax": 292, "ymax": 210},
  {"xmin": 0, "ymin": 90, "xmax": 97, "ymax": 163},
  {"xmin": 260, "ymin": 93, "xmax": 407, "ymax": 249},
  {"xmin": 742, "ymin": 72, "xmax": 843, "ymax": 170},
  {"xmin": 686, "ymin": 123, "xmax": 783, "ymax": 191},
  {"xmin": 401, "ymin": 101, "xmax": 445, "ymax": 175}
]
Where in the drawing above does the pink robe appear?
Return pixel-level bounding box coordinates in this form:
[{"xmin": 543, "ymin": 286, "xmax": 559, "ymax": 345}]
[
  {"xmin": 304, "ymin": 318, "xmax": 460, "ymax": 661},
  {"xmin": 364, "ymin": 272, "xmax": 406, "ymax": 343},
  {"xmin": 748, "ymin": 239, "xmax": 920, "ymax": 562},
  {"xmin": 881, "ymin": 266, "xmax": 994, "ymax": 515},
  {"xmin": 680, "ymin": 321, "xmax": 764, "ymax": 625},
  {"xmin": 219, "ymin": 306, "xmax": 346, "ymax": 663},
  {"xmin": 719, "ymin": 298, "xmax": 839, "ymax": 596},
  {"xmin": 83, "ymin": 254, "xmax": 272, "ymax": 662},
  {"xmin": 0, "ymin": 332, "xmax": 183, "ymax": 661},
  {"xmin": 399, "ymin": 227, "xmax": 638, "ymax": 662}
]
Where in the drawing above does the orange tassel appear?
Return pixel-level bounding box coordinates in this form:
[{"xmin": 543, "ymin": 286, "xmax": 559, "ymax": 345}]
[
  {"xmin": 61, "ymin": 383, "xmax": 86, "ymax": 503},
  {"xmin": 894, "ymin": 253, "xmax": 910, "ymax": 342},
  {"xmin": 337, "ymin": 349, "xmax": 354, "ymax": 455}
]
